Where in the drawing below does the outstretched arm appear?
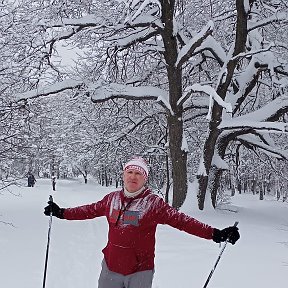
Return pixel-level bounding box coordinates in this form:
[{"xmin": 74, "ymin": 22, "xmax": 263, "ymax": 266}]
[
  {"xmin": 154, "ymin": 197, "xmax": 239, "ymax": 244},
  {"xmin": 44, "ymin": 194, "xmax": 110, "ymax": 220},
  {"xmin": 154, "ymin": 197, "xmax": 214, "ymax": 239}
]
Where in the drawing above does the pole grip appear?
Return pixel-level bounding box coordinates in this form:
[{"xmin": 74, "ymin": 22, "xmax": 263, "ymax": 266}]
[
  {"xmin": 48, "ymin": 195, "xmax": 54, "ymax": 216},
  {"xmin": 202, "ymin": 221, "xmax": 239, "ymax": 288},
  {"xmin": 227, "ymin": 221, "xmax": 239, "ymax": 243}
]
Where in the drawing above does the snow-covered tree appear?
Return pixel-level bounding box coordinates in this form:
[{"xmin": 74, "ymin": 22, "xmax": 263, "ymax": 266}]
[
  {"xmin": 194, "ymin": 0, "xmax": 288, "ymax": 209},
  {"xmin": 3, "ymin": 0, "xmax": 288, "ymax": 210}
]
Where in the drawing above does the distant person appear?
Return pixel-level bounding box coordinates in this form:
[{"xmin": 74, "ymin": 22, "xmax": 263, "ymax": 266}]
[
  {"xmin": 27, "ymin": 173, "xmax": 36, "ymax": 187},
  {"xmin": 52, "ymin": 176, "xmax": 56, "ymax": 191},
  {"xmin": 44, "ymin": 156, "xmax": 240, "ymax": 288}
]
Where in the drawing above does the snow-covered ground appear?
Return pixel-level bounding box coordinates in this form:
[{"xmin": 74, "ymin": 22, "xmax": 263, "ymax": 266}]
[{"xmin": 1, "ymin": 178, "xmax": 287, "ymax": 288}]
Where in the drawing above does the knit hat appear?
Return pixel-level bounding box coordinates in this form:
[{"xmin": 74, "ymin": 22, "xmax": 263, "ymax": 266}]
[{"xmin": 123, "ymin": 157, "xmax": 149, "ymax": 181}]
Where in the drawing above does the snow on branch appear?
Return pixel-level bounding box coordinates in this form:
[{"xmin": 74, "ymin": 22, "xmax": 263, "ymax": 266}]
[
  {"xmin": 178, "ymin": 84, "xmax": 232, "ymax": 120},
  {"xmin": 126, "ymin": 15, "xmax": 163, "ymax": 28},
  {"xmin": 176, "ymin": 20, "xmax": 214, "ymax": 67},
  {"xmin": 237, "ymin": 134, "xmax": 288, "ymax": 160},
  {"xmin": 219, "ymin": 96, "xmax": 288, "ymax": 133},
  {"xmin": 129, "ymin": 0, "xmax": 161, "ymax": 22},
  {"xmin": 194, "ymin": 35, "xmax": 226, "ymax": 66},
  {"xmin": 248, "ymin": 12, "xmax": 288, "ymax": 31},
  {"xmin": 113, "ymin": 27, "xmax": 159, "ymax": 48},
  {"xmin": 104, "ymin": 115, "xmax": 154, "ymax": 143},
  {"xmin": 230, "ymin": 43, "xmax": 275, "ymax": 61},
  {"xmin": 16, "ymin": 79, "xmax": 83, "ymax": 101},
  {"xmin": 40, "ymin": 15, "xmax": 117, "ymax": 45},
  {"xmin": 229, "ymin": 95, "xmax": 288, "ymax": 123},
  {"xmin": 90, "ymin": 83, "xmax": 171, "ymax": 112},
  {"xmin": 219, "ymin": 119, "xmax": 288, "ymax": 133},
  {"xmin": 197, "ymin": 156, "xmax": 207, "ymax": 176},
  {"xmin": 212, "ymin": 152, "xmax": 229, "ymax": 170},
  {"xmin": 218, "ymin": 96, "xmax": 288, "ymax": 144},
  {"xmin": 182, "ymin": 131, "xmax": 189, "ymax": 153},
  {"xmin": 44, "ymin": 15, "xmax": 106, "ymax": 28}
]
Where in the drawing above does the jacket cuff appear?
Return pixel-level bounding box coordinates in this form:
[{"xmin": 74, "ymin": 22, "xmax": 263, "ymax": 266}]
[{"xmin": 57, "ymin": 208, "xmax": 65, "ymax": 219}]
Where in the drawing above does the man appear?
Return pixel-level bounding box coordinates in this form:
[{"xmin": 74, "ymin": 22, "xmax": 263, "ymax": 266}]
[
  {"xmin": 44, "ymin": 156, "xmax": 240, "ymax": 288},
  {"xmin": 27, "ymin": 172, "xmax": 36, "ymax": 187},
  {"xmin": 51, "ymin": 175, "xmax": 56, "ymax": 191}
]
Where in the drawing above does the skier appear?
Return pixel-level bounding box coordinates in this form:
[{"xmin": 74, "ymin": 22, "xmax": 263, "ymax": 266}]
[
  {"xmin": 51, "ymin": 175, "xmax": 56, "ymax": 191},
  {"xmin": 27, "ymin": 172, "xmax": 36, "ymax": 187},
  {"xmin": 44, "ymin": 156, "xmax": 240, "ymax": 288}
]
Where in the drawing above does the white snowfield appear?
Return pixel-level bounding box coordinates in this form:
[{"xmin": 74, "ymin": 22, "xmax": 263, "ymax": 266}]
[{"xmin": 1, "ymin": 178, "xmax": 287, "ymax": 288}]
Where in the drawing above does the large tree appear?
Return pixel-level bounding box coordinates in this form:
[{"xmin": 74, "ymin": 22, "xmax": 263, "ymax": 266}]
[
  {"xmin": 3, "ymin": 0, "xmax": 288, "ymax": 210},
  {"xmin": 193, "ymin": 0, "xmax": 288, "ymax": 209}
]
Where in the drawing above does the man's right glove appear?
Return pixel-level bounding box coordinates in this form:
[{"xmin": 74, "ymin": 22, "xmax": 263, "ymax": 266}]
[
  {"xmin": 44, "ymin": 201, "xmax": 65, "ymax": 219},
  {"xmin": 213, "ymin": 226, "xmax": 240, "ymax": 245}
]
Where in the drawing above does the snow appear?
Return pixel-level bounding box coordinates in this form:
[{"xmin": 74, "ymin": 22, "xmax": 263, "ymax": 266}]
[
  {"xmin": 176, "ymin": 20, "xmax": 214, "ymax": 67},
  {"xmin": 90, "ymin": 83, "xmax": 173, "ymax": 113},
  {"xmin": 219, "ymin": 119, "xmax": 288, "ymax": 133},
  {"xmin": 129, "ymin": 0, "xmax": 161, "ymax": 22},
  {"xmin": 16, "ymin": 79, "xmax": 83, "ymax": 101},
  {"xmin": 50, "ymin": 15, "xmax": 104, "ymax": 27},
  {"xmin": 1, "ymin": 178, "xmax": 288, "ymax": 288},
  {"xmin": 190, "ymin": 84, "xmax": 233, "ymax": 114},
  {"xmin": 178, "ymin": 83, "xmax": 232, "ymax": 121},
  {"xmin": 248, "ymin": 12, "xmax": 288, "ymax": 32}
]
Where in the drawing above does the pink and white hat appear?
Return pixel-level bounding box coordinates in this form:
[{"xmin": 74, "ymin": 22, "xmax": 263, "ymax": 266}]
[{"xmin": 123, "ymin": 157, "xmax": 149, "ymax": 181}]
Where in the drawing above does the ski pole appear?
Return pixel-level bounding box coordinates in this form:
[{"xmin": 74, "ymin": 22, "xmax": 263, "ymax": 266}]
[
  {"xmin": 203, "ymin": 221, "xmax": 239, "ymax": 288},
  {"xmin": 43, "ymin": 195, "xmax": 53, "ymax": 288}
]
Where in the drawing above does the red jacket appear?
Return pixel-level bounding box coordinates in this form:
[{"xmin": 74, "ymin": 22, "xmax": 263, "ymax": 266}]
[{"xmin": 63, "ymin": 188, "xmax": 214, "ymax": 275}]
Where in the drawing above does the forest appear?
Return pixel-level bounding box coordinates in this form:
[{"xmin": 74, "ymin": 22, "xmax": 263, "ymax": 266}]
[{"xmin": 1, "ymin": 0, "xmax": 288, "ymax": 210}]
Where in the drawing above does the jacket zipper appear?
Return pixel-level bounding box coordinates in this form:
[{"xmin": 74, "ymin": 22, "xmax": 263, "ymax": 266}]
[{"xmin": 115, "ymin": 198, "xmax": 133, "ymax": 226}]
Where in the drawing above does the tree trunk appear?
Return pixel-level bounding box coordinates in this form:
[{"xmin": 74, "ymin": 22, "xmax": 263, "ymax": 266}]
[
  {"xmin": 104, "ymin": 168, "xmax": 109, "ymax": 187},
  {"xmin": 197, "ymin": 126, "xmax": 221, "ymax": 210},
  {"xmin": 197, "ymin": 175, "xmax": 209, "ymax": 210},
  {"xmin": 196, "ymin": 0, "xmax": 248, "ymax": 209},
  {"xmin": 237, "ymin": 178, "xmax": 242, "ymax": 194},
  {"xmin": 164, "ymin": 152, "xmax": 170, "ymax": 203},
  {"xmin": 210, "ymin": 167, "xmax": 223, "ymax": 208},
  {"xmin": 231, "ymin": 182, "xmax": 236, "ymax": 196},
  {"xmin": 251, "ymin": 178, "xmax": 257, "ymax": 194},
  {"xmin": 162, "ymin": 1, "xmax": 187, "ymax": 209},
  {"xmin": 259, "ymin": 182, "xmax": 264, "ymax": 200},
  {"xmin": 168, "ymin": 114, "xmax": 187, "ymax": 209},
  {"xmin": 202, "ymin": 137, "xmax": 230, "ymax": 208}
]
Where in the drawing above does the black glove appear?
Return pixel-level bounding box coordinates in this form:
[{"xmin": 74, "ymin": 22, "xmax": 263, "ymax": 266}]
[
  {"xmin": 213, "ymin": 226, "xmax": 240, "ymax": 245},
  {"xmin": 44, "ymin": 201, "xmax": 65, "ymax": 219}
]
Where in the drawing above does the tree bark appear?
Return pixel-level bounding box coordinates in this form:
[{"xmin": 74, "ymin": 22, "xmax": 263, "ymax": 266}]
[
  {"xmin": 197, "ymin": 0, "xmax": 249, "ymax": 209},
  {"xmin": 168, "ymin": 114, "xmax": 187, "ymax": 208},
  {"xmin": 210, "ymin": 167, "xmax": 223, "ymax": 208},
  {"xmin": 161, "ymin": 0, "xmax": 188, "ymax": 209},
  {"xmin": 197, "ymin": 125, "xmax": 221, "ymax": 210}
]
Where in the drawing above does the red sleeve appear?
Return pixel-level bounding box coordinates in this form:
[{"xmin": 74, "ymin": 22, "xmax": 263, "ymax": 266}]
[
  {"xmin": 153, "ymin": 197, "xmax": 214, "ymax": 240},
  {"xmin": 63, "ymin": 194, "xmax": 110, "ymax": 220}
]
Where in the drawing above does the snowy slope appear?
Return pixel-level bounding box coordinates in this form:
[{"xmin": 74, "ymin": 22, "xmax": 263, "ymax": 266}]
[{"xmin": 1, "ymin": 178, "xmax": 287, "ymax": 288}]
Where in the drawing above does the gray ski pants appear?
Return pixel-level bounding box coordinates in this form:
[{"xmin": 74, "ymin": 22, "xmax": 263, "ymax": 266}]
[{"xmin": 98, "ymin": 260, "xmax": 154, "ymax": 288}]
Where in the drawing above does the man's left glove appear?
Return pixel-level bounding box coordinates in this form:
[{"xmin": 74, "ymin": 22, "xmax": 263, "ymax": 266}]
[
  {"xmin": 44, "ymin": 201, "xmax": 65, "ymax": 219},
  {"xmin": 213, "ymin": 226, "xmax": 240, "ymax": 245}
]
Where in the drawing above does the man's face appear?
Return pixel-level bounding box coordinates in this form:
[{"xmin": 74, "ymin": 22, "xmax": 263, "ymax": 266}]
[{"xmin": 123, "ymin": 169, "xmax": 146, "ymax": 193}]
